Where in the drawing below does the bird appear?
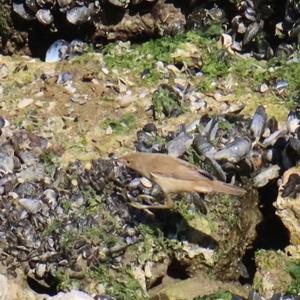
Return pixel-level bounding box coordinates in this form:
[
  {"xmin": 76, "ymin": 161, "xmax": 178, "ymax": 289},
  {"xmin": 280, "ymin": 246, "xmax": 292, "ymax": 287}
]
[{"xmin": 119, "ymin": 152, "xmax": 246, "ymax": 210}]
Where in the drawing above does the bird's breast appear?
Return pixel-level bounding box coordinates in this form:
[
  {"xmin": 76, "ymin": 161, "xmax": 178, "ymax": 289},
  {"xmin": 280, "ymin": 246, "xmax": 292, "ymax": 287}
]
[{"xmin": 150, "ymin": 173, "xmax": 213, "ymax": 194}]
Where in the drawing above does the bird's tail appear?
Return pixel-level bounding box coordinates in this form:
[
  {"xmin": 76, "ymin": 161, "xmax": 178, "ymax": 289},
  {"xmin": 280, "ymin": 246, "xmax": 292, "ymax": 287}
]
[{"xmin": 211, "ymin": 180, "xmax": 246, "ymax": 196}]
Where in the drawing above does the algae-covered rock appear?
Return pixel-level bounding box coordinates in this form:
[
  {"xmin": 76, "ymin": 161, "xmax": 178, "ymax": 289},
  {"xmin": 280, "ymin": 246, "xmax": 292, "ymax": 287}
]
[
  {"xmin": 182, "ymin": 187, "xmax": 260, "ymax": 281},
  {"xmin": 253, "ymin": 250, "xmax": 293, "ymax": 298},
  {"xmin": 150, "ymin": 274, "xmax": 249, "ymax": 300},
  {"xmin": 143, "ymin": 184, "xmax": 261, "ymax": 286}
]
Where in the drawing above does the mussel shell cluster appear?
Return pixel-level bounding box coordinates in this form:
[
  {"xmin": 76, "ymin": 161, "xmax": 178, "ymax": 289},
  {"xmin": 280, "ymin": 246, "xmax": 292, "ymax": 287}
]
[
  {"xmin": 135, "ymin": 104, "xmax": 300, "ymax": 191},
  {"xmin": 187, "ymin": 0, "xmax": 300, "ymax": 60},
  {"xmin": 12, "ymin": 0, "xmax": 158, "ymax": 26},
  {"xmin": 0, "ymin": 120, "xmax": 141, "ymax": 286},
  {"xmin": 7, "ymin": 0, "xmax": 300, "ymax": 58},
  {"xmin": 45, "ymin": 39, "xmax": 87, "ymax": 62},
  {"xmin": 12, "ymin": 0, "xmax": 99, "ymax": 26}
]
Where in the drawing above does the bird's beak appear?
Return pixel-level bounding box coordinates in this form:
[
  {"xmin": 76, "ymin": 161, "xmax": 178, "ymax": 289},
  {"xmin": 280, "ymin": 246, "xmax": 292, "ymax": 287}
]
[{"xmin": 116, "ymin": 157, "xmax": 127, "ymax": 167}]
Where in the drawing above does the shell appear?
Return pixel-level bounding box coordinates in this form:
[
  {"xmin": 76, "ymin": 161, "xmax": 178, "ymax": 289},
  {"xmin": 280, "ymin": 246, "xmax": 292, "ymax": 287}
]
[
  {"xmin": 214, "ymin": 137, "xmax": 252, "ymax": 163},
  {"xmin": 250, "ymin": 105, "xmax": 267, "ymax": 139},
  {"xmin": 45, "ymin": 39, "xmax": 69, "ymax": 62},
  {"xmin": 12, "ymin": 2, "xmax": 35, "ymax": 21},
  {"xmin": 36, "ymin": 9, "xmax": 54, "ymax": 25},
  {"xmin": 57, "ymin": 0, "xmax": 74, "ymax": 7},
  {"xmin": 242, "ymin": 21, "xmax": 263, "ymax": 46},
  {"xmin": 0, "ymin": 63, "xmax": 9, "ymax": 80},
  {"xmin": 36, "ymin": 0, "xmax": 55, "ymax": 8},
  {"xmin": 0, "ymin": 153, "xmax": 14, "ymax": 175},
  {"xmin": 220, "ymin": 33, "xmax": 232, "ymax": 48},
  {"xmin": 107, "ymin": 0, "xmax": 130, "ymax": 8},
  {"xmin": 66, "ymin": 4, "xmax": 94, "ymax": 25},
  {"xmin": 68, "ymin": 39, "xmax": 86, "ymax": 55},
  {"xmin": 18, "ymin": 198, "xmax": 42, "ymax": 214}
]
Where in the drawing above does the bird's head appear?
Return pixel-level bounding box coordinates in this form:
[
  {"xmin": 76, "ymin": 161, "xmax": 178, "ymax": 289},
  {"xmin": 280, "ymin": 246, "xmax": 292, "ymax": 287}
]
[{"xmin": 118, "ymin": 153, "xmax": 140, "ymax": 170}]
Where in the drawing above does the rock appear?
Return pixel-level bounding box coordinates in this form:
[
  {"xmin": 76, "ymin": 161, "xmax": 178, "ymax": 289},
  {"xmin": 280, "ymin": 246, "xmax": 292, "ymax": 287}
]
[
  {"xmin": 118, "ymin": 94, "xmax": 133, "ymax": 108},
  {"xmin": 19, "ymin": 198, "xmax": 42, "ymax": 214},
  {"xmin": 181, "ymin": 242, "xmax": 214, "ymax": 264},
  {"xmin": 17, "ymin": 98, "xmax": 34, "ymax": 109},
  {"xmin": 0, "ymin": 85, "xmax": 3, "ymax": 100},
  {"xmin": 131, "ymin": 266, "xmax": 147, "ymax": 292},
  {"xmin": 274, "ymin": 166, "xmax": 300, "ymax": 244},
  {"xmin": 253, "ymin": 165, "xmax": 280, "ymax": 188},
  {"xmin": 259, "ymin": 83, "xmax": 269, "ymax": 93},
  {"xmin": 253, "ymin": 250, "xmax": 292, "ymax": 299},
  {"xmin": 0, "ymin": 63, "xmax": 9, "ymax": 79},
  {"xmin": 93, "ymin": 1, "xmax": 185, "ymax": 41},
  {"xmin": 0, "ymin": 274, "xmax": 9, "ymax": 300},
  {"xmin": 0, "ymin": 273, "xmax": 46, "ymax": 300},
  {"xmin": 150, "ymin": 273, "xmax": 249, "ymax": 300},
  {"xmin": 49, "ymin": 290, "xmax": 94, "ymax": 300}
]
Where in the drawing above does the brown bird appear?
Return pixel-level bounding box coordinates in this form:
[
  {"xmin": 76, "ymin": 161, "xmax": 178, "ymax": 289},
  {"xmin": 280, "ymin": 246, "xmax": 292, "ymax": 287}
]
[{"xmin": 120, "ymin": 152, "xmax": 246, "ymax": 210}]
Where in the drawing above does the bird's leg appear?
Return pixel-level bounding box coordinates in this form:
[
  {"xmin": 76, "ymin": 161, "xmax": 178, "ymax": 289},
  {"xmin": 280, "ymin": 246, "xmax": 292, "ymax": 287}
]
[
  {"xmin": 129, "ymin": 194, "xmax": 174, "ymax": 210},
  {"xmin": 128, "ymin": 202, "xmax": 155, "ymax": 216},
  {"xmin": 137, "ymin": 194, "xmax": 155, "ymax": 202},
  {"xmin": 163, "ymin": 194, "xmax": 174, "ymax": 209}
]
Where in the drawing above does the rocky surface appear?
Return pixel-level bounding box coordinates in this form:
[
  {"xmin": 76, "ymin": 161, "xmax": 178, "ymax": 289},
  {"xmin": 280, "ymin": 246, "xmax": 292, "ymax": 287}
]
[
  {"xmin": 1, "ymin": 17, "xmax": 300, "ymax": 300},
  {"xmin": 275, "ymin": 167, "xmax": 300, "ymax": 245}
]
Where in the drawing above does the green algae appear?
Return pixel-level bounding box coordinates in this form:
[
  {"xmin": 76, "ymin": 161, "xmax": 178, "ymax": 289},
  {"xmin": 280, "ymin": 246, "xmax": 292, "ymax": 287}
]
[
  {"xmin": 0, "ymin": 1, "xmax": 11, "ymax": 38},
  {"xmin": 102, "ymin": 113, "xmax": 136, "ymax": 134},
  {"xmin": 194, "ymin": 291, "xmax": 233, "ymax": 300},
  {"xmin": 102, "ymin": 31, "xmax": 212, "ymax": 85},
  {"xmin": 152, "ymin": 84, "xmax": 185, "ymax": 120},
  {"xmin": 287, "ymin": 261, "xmax": 300, "ymax": 295},
  {"xmin": 90, "ymin": 265, "xmax": 148, "ymax": 300}
]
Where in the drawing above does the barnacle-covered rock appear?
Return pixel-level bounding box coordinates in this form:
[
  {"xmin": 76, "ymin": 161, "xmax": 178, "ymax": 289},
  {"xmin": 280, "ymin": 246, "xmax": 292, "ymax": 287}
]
[
  {"xmin": 93, "ymin": 0, "xmax": 185, "ymax": 41},
  {"xmin": 186, "ymin": 6, "xmax": 226, "ymax": 32}
]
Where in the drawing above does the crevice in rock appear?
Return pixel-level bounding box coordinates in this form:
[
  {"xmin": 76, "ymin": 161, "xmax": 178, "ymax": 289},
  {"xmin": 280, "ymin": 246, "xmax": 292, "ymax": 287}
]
[
  {"xmin": 167, "ymin": 258, "xmax": 189, "ymax": 280},
  {"xmin": 27, "ymin": 275, "xmax": 58, "ymax": 296},
  {"xmin": 239, "ymin": 180, "xmax": 290, "ymax": 285}
]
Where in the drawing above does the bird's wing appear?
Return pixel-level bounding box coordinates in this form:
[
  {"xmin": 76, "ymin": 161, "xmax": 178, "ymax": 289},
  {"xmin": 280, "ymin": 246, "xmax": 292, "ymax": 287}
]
[
  {"xmin": 150, "ymin": 166, "xmax": 214, "ymax": 181},
  {"xmin": 172, "ymin": 158, "xmax": 215, "ymax": 180},
  {"xmin": 143, "ymin": 154, "xmax": 215, "ymax": 181}
]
